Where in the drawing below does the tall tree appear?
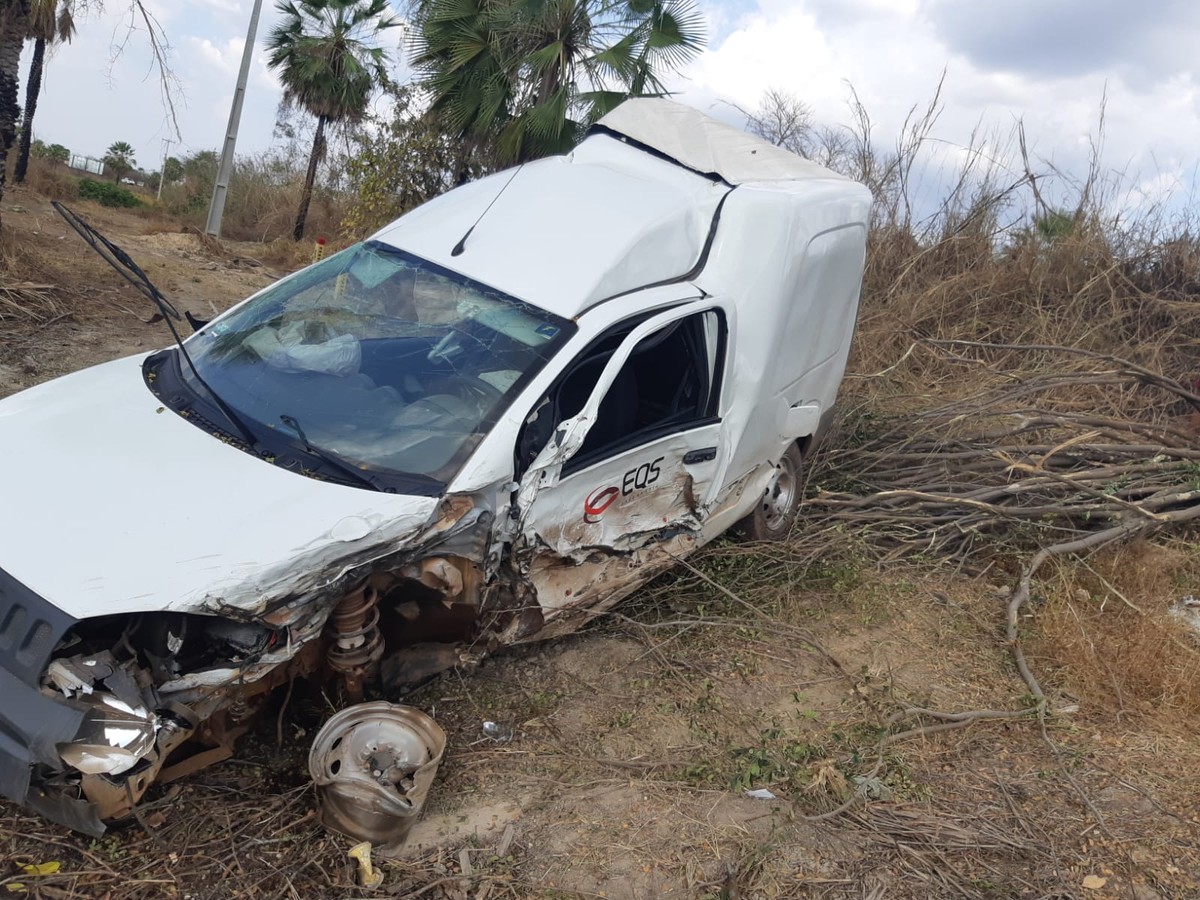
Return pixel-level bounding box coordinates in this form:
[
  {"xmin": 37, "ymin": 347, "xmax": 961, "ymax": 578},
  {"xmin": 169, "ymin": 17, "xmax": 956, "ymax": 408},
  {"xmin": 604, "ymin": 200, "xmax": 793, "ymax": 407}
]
[
  {"xmin": 0, "ymin": 2, "xmax": 175, "ymax": 227},
  {"xmin": 14, "ymin": 0, "xmax": 74, "ymax": 184},
  {"xmin": 0, "ymin": 0, "xmax": 31, "ymax": 210},
  {"xmin": 265, "ymin": 0, "xmax": 399, "ymax": 241},
  {"xmin": 410, "ymin": 0, "xmax": 706, "ymax": 165},
  {"xmin": 103, "ymin": 140, "xmax": 135, "ymax": 182}
]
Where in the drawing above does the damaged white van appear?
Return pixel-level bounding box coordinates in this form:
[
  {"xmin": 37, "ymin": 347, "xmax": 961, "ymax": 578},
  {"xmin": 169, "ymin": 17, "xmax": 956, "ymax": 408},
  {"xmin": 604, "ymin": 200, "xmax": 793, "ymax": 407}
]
[{"xmin": 0, "ymin": 98, "xmax": 871, "ymax": 834}]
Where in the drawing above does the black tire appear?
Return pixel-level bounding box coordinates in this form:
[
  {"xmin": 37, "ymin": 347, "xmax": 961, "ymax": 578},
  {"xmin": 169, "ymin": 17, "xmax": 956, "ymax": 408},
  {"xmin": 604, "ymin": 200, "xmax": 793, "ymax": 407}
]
[{"xmin": 733, "ymin": 443, "xmax": 804, "ymax": 541}]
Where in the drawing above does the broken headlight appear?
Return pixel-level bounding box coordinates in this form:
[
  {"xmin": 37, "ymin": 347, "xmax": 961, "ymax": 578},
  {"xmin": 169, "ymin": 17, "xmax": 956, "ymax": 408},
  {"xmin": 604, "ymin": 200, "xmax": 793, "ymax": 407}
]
[{"xmin": 57, "ymin": 693, "xmax": 158, "ymax": 776}]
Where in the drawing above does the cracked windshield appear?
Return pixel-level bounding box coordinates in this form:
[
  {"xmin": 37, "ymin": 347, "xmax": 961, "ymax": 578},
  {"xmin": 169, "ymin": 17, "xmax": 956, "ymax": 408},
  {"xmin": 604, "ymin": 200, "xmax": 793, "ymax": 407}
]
[{"xmin": 187, "ymin": 241, "xmax": 572, "ymax": 479}]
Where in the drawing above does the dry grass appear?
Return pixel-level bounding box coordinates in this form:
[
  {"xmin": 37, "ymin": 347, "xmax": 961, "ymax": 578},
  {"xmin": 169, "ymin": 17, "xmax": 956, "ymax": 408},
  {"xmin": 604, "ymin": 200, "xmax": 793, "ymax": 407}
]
[
  {"xmin": 157, "ymin": 151, "xmax": 350, "ymax": 244},
  {"xmin": 0, "ymin": 226, "xmax": 67, "ymax": 325},
  {"xmin": 1033, "ymin": 542, "xmax": 1200, "ymax": 718},
  {"xmin": 20, "ymin": 157, "xmax": 79, "ymax": 201}
]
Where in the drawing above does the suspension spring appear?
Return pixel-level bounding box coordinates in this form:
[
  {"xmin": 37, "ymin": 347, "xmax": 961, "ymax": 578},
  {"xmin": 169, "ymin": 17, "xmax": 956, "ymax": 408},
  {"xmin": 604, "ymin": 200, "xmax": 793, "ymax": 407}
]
[{"xmin": 326, "ymin": 582, "xmax": 384, "ymax": 700}]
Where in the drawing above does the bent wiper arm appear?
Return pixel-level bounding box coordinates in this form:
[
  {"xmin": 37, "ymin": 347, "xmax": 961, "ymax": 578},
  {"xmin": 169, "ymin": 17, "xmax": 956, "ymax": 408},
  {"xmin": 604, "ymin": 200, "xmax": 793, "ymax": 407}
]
[
  {"xmin": 52, "ymin": 201, "xmax": 182, "ymax": 321},
  {"xmin": 53, "ymin": 202, "xmax": 260, "ymax": 450},
  {"xmin": 279, "ymin": 415, "xmax": 389, "ymax": 493}
]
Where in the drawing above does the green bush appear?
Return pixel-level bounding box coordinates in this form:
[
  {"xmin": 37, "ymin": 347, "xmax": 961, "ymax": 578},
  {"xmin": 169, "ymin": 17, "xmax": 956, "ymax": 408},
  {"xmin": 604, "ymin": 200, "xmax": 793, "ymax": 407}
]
[{"xmin": 79, "ymin": 179, "xmax": 141, "ymax": 208}]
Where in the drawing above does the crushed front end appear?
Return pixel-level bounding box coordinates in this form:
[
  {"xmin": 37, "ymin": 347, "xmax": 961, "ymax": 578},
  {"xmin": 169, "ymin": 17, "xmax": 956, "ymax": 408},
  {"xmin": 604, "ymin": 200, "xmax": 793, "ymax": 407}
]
[
  {"xmin": 0, "ymin": 563, "xmax": 324, "ymax": 835},
  {"xmin": 0, "ymin": 564, "xmax": 113, "ymax": 835}
]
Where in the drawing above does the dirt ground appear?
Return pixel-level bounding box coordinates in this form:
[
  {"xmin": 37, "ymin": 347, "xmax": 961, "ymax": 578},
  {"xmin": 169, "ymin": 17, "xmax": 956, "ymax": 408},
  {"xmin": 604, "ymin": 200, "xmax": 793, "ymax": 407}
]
[{"xmin": 0, "ymin": 191, "xmax": 1197, "ymax": 899}]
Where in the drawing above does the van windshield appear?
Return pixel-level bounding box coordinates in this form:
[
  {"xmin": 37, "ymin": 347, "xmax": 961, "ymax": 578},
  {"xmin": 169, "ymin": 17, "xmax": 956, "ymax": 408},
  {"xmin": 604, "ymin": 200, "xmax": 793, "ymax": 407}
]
[{"xmin": 182, "ymin": 241, "xmax": 573, "ymax": 482}]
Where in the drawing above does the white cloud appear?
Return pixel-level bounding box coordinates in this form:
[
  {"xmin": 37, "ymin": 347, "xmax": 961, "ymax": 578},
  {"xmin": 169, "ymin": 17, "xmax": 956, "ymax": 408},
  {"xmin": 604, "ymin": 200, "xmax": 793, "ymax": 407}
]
[{"xmin": 673, "ymin": 0, "xmax": 1200, "ymax": 219}]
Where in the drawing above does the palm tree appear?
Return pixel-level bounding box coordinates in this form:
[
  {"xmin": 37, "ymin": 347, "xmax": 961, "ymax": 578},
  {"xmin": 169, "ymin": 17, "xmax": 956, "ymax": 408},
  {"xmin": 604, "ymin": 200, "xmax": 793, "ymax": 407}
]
[
  {"xmin": 410, "ymin": 0, "xmax": 706, "ymax": 165},
  {"xmin": 0, "ymin": 1, "xmax": 31, "ymax": 210},
  {"xmin": 14, "ymin": 0, "xmax": 74, "ymax": 184},
  {"xmin": 104, "ymin": 141, "xmax": 136, "ymax": 183},
  {"xmin": 265, "ymin": 0, "xmax": 399, "ymax": 241}
]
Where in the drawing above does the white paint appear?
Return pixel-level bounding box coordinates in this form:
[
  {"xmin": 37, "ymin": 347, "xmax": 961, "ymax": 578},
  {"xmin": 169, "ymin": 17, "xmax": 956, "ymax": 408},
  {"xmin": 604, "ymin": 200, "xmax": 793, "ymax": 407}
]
[
  {"xmin": 597, "ymin": 97, "xmax": 849, "ymax": 183},
  {"xmin": 0, "ymin": 356, "xmax": 437, "ymax": 619},
  {"xmin": 371, "ymin": 135, "xmax": 725, "ymax": 321}
]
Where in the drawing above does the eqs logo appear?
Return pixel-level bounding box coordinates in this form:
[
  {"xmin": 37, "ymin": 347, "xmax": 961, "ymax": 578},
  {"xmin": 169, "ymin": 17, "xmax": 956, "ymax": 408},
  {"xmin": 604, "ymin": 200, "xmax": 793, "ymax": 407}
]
[{"xmin": 583, "ymin": 456, "xmax": 664, "ymax": 523}]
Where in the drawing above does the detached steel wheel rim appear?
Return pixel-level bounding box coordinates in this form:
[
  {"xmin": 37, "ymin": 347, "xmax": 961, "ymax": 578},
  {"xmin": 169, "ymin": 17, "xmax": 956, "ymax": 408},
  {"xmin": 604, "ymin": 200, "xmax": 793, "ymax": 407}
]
[{"xmin": 762, "ymin": 453, "xmax": 798, "ymax": 531}]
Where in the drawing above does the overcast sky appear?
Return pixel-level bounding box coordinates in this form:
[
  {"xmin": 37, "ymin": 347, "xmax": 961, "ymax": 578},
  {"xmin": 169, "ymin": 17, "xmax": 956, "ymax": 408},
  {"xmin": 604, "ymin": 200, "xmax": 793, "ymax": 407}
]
[{"xmin": 24, "ymin": 0, "xmax": 1200, "ymax": 217}]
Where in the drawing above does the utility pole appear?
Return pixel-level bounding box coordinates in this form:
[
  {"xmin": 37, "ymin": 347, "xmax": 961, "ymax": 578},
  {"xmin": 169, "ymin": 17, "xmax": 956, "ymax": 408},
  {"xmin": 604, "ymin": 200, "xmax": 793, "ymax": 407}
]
[
  {"xmin": 156, "ymin": 137, "xmax": 175, "ymax": 202},
  {"xmin": 205, "ymin": 0, "xmax": 264, "ymax": 237}
]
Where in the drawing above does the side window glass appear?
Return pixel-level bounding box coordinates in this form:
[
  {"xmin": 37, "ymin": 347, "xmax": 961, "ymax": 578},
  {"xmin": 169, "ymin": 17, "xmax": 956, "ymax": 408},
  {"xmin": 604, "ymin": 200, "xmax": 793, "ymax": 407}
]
[{"xmin": 518, "ymin": 310, "xmax": 725, "ymax": 476}]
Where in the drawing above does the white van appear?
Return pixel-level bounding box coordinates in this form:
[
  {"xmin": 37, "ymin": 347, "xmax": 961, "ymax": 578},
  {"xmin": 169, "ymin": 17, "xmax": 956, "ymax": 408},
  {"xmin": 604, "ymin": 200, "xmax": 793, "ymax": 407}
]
[{"xmin": 0, "ymin": 98, "xmax": 871, "ymax": 833}]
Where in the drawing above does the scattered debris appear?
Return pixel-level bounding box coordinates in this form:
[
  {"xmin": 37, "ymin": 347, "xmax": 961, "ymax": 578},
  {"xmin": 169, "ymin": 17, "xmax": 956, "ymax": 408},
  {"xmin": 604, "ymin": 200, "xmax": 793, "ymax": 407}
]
[
  {"xmin": 481, "ymin": 721, "xmax": 514, "ymax": 743},
  {"xmin": 744, "ymin": 788, "xmax": 777, "ymax": 800},
  {"xmin": 347, "ymin": 841, "xmax": 384, "ymax": 888},
  {"xmin": 1169, "ymin": 594, "xmax": 1200, "ymax": 636}
]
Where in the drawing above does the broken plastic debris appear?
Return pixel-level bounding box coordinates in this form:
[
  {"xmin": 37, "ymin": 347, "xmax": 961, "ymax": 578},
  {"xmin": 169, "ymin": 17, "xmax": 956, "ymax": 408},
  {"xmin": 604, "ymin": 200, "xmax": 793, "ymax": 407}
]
[
  {"xmin": 744, "ymin": 788, "xmax": 777, "ymax": 800},
  {"xmin": 6, "ymin": 862, "xmax": 61, "ymax": 893},
  {"xmin": 18, "ymin": 863, "xmax": 60, "ymax": 876},
  {"xmin": 481, "ymin": 720, "xmax": 513, "ymax": 742},
  {"xmin": 1169, "ymin": 595, "xmax": 1200, "ymax": 635},
  {"xmin": 45, "ymin": 660, "xmax": 95, "ymax": 697}
]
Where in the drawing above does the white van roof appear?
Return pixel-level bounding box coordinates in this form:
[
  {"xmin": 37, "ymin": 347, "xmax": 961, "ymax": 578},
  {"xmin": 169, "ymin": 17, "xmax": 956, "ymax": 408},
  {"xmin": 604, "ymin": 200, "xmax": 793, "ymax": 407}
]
[
  {"xmin": 371, "ymin": 98, "xmax": 861, "ymax": 320},
  {"xmin": 593, "ymin": 97, "xmax": 848, "ymax": 185}
]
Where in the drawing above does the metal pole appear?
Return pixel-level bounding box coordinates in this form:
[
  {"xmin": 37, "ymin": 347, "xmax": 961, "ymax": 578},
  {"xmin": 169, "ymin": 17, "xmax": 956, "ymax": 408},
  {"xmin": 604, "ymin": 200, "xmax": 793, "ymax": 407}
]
[
  {"xmin": 156, "ymin": 137, "xmax": 174, "ymax": 202},
  {"xmin": 205, "ymin": 0, "xmax": 264, "ymax": 237}
]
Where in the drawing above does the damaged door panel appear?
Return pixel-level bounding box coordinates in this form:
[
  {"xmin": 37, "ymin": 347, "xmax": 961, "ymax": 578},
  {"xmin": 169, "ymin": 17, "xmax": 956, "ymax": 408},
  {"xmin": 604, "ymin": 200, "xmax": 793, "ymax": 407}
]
[
  {"xmin": 0, "ymin": 97, "xmax": 871, "ymax": 835},
  {"xmin": 509, "ymin": 303, "xmax": 731, "ymax": 622}
]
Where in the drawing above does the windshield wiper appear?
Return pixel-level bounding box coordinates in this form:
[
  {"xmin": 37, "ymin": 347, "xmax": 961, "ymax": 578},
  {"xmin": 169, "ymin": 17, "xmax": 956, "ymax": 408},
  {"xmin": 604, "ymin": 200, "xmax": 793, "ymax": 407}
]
[
  {"xmin": 52, "ymin": 201, "xmax": 183, "ymax": 320},
  {"xmin": 52, "ymin": 201, "xmax": 260, "ymax": 450},
  {"xmin": 279, "ymin": 415, "xmax": 389, "ymax": 492}
]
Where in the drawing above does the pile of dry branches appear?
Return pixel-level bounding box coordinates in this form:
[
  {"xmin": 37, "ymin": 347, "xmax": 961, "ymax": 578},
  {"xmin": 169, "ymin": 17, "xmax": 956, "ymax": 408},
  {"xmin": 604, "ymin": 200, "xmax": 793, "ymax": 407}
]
[
  {"xmin": 0, "ymin": 280, "xmax": 61, "ymax": 324},
  {"xmin": 802, "ymin": 338, "xmax": 1200, "ymax": 735},
  {"xmin": 810, "ymin": 340, "xmax": 1200, "ymax": 566}
]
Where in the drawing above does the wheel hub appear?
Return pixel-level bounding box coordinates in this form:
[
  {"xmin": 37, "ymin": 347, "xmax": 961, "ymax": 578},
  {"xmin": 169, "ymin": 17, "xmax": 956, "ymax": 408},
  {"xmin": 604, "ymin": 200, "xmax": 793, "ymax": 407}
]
[{"xmin": 762, "ymin": 455, "xmax": 798, "ymax": 531}]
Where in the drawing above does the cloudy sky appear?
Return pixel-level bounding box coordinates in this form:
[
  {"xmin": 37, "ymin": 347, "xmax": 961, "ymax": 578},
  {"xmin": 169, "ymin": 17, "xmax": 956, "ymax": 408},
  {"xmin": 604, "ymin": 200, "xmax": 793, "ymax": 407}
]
[{"xmin": 24, "ymin": 0, "xmax": 1200, "ymax": 216}]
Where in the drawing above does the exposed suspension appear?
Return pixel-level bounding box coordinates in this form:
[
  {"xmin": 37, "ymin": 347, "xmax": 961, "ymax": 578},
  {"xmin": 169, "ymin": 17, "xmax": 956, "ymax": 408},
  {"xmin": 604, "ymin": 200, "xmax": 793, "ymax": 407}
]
[{"xmin": 326, "ymin": 582, "xmax": 384, "ymax": 701}]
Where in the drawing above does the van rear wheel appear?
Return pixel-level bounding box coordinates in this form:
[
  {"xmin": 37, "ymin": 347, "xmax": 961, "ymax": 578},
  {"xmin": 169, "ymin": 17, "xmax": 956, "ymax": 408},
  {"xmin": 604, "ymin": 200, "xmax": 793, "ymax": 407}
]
[{"xmin": 735, "ymin": 444, "xmax": 803, "ymax": 541}]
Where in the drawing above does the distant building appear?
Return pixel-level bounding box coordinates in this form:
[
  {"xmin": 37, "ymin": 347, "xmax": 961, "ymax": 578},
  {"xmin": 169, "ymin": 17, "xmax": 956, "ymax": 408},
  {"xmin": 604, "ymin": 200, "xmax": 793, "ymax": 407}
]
[{"xmin": 69, "ymin": 154, "xmax": 104, "ymax": 176}]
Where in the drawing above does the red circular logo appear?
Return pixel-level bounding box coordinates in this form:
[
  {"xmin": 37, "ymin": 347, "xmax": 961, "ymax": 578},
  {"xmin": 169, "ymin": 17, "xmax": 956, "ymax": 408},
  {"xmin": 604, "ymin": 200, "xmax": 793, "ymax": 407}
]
[{"xmin": 583, "ymin": 486, "xmax": 620, "ymax": 522}]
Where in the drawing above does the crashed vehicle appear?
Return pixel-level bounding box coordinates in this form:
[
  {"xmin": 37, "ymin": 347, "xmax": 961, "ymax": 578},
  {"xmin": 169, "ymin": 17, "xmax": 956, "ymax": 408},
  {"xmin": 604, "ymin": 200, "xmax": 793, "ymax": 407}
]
[{"xmin": 0, "ymin": 98, "xmax": 871, "ymax": 834}]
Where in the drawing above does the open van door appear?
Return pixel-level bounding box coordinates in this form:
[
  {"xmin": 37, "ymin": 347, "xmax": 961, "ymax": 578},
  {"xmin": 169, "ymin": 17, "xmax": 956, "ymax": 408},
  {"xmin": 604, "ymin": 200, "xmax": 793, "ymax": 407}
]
[{"xmin": 510, "ymin": 300, "xmax": 730, "ymax": 633}]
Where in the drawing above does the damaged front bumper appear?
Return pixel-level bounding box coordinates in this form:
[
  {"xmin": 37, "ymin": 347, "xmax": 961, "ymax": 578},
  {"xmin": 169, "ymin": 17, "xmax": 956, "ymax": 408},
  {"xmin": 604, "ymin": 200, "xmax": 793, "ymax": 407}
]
[
  {"xmin": 0, "ymin": 567, "xmax": 201, "ymax": 836},
  {"xmin": 0, "ymin": 565, "xmax": 103, "ymax": 834}
]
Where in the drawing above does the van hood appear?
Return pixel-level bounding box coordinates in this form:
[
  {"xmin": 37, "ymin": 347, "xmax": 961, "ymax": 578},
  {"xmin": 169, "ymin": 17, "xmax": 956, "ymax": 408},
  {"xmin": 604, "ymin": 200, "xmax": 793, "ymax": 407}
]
[{"xmin": 0, "ymin": 355, "xmax": 439, "ymax": 619}]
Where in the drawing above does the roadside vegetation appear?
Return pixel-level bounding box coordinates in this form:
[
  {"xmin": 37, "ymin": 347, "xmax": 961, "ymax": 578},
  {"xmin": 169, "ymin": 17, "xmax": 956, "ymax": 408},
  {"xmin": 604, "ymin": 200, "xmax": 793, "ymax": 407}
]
[{"xmin": 0, "ymin": 6, "xmax": 1197, "ymax": 896}]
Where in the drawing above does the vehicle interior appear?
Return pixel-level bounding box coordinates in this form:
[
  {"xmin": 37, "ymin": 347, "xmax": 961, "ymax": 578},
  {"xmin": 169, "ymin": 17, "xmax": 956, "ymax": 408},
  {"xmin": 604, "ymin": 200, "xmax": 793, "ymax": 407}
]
[{"xmin": 516, "ymin": 309, "xmax": 725, "ymax": 477}]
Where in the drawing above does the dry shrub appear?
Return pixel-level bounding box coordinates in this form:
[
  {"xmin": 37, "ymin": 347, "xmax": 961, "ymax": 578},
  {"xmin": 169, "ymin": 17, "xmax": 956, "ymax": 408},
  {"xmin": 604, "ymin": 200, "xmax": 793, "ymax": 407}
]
[
  {"xmin": 822, "ymin": 86, "xmax": 1200, "ymax": 417},
  {"xmin": 251, "ymin": 234, "xmax": 356, "ymax": 269},
  {"xmin": 0, "ymin": 227, "xmax": 64, "ymax": 323},
  {"xmin": 854, "ymin": 216, "xmax": 1200, "ymax": 404},
  {"xmin": 1031, "ymin": 543, "xmax": 1200, "ymax": 717},
  {"xmin": 158, "ymin": 150, "xmax": 348, "ymax": 243},
  {"xmin": 20, "ymin": 157, "xmax": 77, "ymax": 200}
]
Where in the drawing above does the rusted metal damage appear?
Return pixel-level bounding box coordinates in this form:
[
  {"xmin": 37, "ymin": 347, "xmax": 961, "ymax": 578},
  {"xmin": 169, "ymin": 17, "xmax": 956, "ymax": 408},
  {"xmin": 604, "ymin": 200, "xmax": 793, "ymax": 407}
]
[
  {"xmin": 32, "ymin": 457, "xmax": 774, "ymax": 830},
  {"xmin": 33, "ymin": 492, "xmax": 510, "ymax": 830},
  {"xmin": 326, "ymin": 582, "xmax": 385, "ymax": 702}
]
